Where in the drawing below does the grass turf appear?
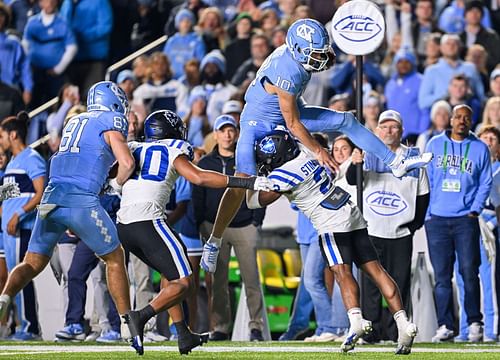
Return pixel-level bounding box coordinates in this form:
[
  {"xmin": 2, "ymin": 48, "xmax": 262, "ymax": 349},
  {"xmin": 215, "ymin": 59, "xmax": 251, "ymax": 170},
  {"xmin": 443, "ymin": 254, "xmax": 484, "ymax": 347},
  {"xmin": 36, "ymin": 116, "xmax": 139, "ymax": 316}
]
[{"xmin": 1, "ymin": 341, "xmax": 500, "ymax": 359}]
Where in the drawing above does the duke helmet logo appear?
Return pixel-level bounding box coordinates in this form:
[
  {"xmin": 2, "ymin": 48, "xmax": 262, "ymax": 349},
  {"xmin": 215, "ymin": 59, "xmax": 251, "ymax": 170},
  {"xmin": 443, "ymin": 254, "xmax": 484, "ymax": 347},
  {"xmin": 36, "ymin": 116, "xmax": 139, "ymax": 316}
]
[
  {"xmin": 260, "ymin": 138, "xmax": 276, "ymax": 154},
  {"xmin": 333, "ymin": 15, "xmax": 382, "ymax": 43},
  {"xmin": 366, "ymin": 190, "xmax": 408, "ymax": 216},
  {"xmin": 296, "ymin": 24, "xmax": 315, "ymax": 42}
]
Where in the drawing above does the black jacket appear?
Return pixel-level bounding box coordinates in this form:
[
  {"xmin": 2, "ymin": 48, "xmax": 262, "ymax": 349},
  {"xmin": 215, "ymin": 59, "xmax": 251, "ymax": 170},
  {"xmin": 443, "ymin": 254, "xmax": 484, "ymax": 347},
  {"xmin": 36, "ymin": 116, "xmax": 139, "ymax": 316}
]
[
  {"xmin": 460, "ymin": 26, "xmax": 500, "ymax": 73},
  {"xmin": 192, "ymin": 145, "xmax": 265, "ymax": 228},
  {"xmin": 0, "ymin": 82, "xmax": 24, "ymax": 121}
]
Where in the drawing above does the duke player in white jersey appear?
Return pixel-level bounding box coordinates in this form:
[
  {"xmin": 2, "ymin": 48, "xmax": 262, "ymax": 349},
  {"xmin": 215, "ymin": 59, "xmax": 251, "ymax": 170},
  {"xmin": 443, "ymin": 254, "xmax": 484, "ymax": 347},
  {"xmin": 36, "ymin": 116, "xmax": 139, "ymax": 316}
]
[
  {"xmin": 246, "ymin": 130, "xmax": 418, "ymax": 355},
  {"xmin": 201, "ymin": 18, "xmax": 433, "ymax": 274},
  {"xmin": 113, "ymin": 110, "xmax": 273, "ymax": 354}
]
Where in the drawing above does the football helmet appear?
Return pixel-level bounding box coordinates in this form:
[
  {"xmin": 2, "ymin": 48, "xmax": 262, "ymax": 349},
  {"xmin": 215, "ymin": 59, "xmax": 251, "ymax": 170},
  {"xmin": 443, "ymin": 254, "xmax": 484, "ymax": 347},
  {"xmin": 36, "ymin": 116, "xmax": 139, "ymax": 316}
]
[
  {"xmin": 87, "ymin": 81, "xmax": 129, "ymax": 115},
  {"xmin": 144, "ymin": 110, "xmax": 187, "ymax": 142},
  {"xmin": 286, "ymin": 18, "xmax": 332, "ymax": 72},
  {"xmin": 255, "ymin": 130, "xmax": 300, "ymax": 176}
]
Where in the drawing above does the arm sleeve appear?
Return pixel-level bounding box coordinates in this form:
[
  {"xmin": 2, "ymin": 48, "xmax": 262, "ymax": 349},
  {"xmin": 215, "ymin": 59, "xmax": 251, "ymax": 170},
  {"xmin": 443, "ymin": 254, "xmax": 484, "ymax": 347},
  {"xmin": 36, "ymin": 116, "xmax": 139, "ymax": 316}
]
[
  {"xmin": 53, "ymin": 43, "xmax": 77, "ymax": 75},
  {"xmin": 18, "ymin": 44, "xmax": 33, "ymax": 92},
  {"xmin": 400, "ymin": 9, "xmax": 414, "ymax": 50},
  {"xmin": 46, "ymin": 100, "xmax": 73, "ymax": 134},
  {"xmin": 27, "ymin": 153, "xmax": 47, "ymax": 180},
  {"xmin": 405, "ymin": 193, "xmax": 430, "ymax": 233},
  {"xmin": 346, "ymin": 161, "xmax": 361, "ymax": 185},
  {"xmin": 384, "ymin": 3, "xmax": 399, "ymax": 46}
]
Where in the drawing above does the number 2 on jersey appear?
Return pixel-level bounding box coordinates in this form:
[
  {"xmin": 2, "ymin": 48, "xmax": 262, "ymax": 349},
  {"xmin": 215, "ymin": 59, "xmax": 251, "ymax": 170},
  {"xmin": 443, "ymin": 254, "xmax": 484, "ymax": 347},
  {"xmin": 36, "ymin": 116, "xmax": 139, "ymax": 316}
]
[{"xmin": 59, "ymin": 117, "xmax": 88, "ymax": 153}]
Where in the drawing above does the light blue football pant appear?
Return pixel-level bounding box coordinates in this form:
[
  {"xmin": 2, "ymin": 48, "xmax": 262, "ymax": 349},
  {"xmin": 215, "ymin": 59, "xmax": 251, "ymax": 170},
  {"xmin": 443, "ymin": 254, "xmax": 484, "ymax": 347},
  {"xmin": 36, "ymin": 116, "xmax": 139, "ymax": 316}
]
[{"xmin": 237, "ymin": 105, "xmax": 396, "ymax": 175}]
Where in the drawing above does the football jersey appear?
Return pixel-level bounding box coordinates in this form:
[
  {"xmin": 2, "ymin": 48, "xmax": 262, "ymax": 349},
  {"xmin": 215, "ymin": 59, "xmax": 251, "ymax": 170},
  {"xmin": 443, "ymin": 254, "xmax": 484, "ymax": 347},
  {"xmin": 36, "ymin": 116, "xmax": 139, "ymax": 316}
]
[
  {"xmin": 44, "ymin": 110, "xmax": 128, "ymax": 207},
  {"xmin": 2, "ymin": 147, "xmax": 46, "ymax": 231},
  {"xmin": 243, "ymin": 45, "xmax": 311, "ymax": 125},
  {"xmin": 268, "ymin": 145, "xmax": 366, "ymax": 234},
  {"xmin": 117, "ymin": 139, "xmax": 194, "ymax": 224}
]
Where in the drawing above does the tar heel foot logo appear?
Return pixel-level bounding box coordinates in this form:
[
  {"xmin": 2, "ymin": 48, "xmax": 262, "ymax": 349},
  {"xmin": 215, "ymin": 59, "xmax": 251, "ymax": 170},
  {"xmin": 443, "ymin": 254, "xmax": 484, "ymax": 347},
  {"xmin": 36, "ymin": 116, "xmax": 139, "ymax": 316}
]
[
  {"xmin": 331, "ymin": 0, "xmax": 385, "ymax": 56},
  {"xmin": 366, "ymin": 190, "xmax": 408, "ymax": 217},
  {"xmin": 296, "ymin": 24, "xmax": 315, "ymax": 42},
  {"xmin": 260, "ymin": 138, "xmax": 277, "ymax": 154}
]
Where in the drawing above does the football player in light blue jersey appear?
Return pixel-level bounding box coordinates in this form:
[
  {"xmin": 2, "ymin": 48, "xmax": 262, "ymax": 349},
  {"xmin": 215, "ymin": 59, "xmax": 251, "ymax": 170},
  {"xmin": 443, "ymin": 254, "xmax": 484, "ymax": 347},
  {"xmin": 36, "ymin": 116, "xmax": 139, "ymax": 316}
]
[
  {"xmin": 0, "ymin": 81, "xmax": 144, "ymax": 355},
  {"xmin": 201, "ymin": 18, "xmax": 433, "ymax": 273}
]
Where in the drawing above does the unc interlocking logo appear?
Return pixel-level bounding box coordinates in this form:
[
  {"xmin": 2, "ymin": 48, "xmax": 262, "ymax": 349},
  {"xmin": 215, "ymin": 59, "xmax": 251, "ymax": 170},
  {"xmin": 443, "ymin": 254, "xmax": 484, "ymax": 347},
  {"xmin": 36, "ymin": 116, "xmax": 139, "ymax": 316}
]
[{"xmin": 296, "ymin": 24, "xmax": 315, "ymax": 42}]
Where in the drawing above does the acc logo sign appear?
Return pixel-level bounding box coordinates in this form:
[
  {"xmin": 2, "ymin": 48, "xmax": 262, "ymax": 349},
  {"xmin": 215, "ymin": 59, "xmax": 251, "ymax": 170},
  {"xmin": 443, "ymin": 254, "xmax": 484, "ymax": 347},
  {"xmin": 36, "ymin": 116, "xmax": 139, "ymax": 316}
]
[
  {"xmin": 330, "ymin": 0, "xmax": 385, "ymax": 56},
  {"xmin": 296, "ymin": 24, "xmax": 315, "ymax": 42},
  {"xmin": 333, "ymin": 15, "xmax": 382, "ymax": 42},
  {"xmin": 366, "ymin": 190, "xmax": 408, "ymax": 217}
]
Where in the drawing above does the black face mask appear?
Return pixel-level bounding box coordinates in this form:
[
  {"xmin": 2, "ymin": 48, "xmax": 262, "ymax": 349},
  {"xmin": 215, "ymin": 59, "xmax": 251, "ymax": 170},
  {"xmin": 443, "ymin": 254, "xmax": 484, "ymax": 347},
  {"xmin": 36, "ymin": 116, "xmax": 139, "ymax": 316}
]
[{"xmin": 201, "ymin": 69, "xmax": 224, "ymax": 85}]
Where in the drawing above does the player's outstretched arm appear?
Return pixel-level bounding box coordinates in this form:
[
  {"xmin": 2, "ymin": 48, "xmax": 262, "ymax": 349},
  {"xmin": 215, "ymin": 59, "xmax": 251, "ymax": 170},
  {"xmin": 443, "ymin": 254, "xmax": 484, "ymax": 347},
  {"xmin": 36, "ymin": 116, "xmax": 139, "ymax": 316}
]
[
  {"xmin": 174, "ymin": 155, "xmax": 274, "ymax": 191},
  {"xmin": 105, "ymin": 131, "xmax": 135, "ymax": 187},
  {"xmin": 276, "ymin": 87, "xmax": 338, "ymax": 172}
]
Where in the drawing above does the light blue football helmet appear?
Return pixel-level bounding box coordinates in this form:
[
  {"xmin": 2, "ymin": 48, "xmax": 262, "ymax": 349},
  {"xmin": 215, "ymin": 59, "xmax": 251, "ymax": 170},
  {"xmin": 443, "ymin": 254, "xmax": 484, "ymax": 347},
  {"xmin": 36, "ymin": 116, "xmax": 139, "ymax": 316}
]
[
  {"xmin": 87, "ymin": 81, "xmax": 129, "ymax": 115},
  {"xmin": 286, "ymin": 18, "xmax": 332, "ymax": 72}
]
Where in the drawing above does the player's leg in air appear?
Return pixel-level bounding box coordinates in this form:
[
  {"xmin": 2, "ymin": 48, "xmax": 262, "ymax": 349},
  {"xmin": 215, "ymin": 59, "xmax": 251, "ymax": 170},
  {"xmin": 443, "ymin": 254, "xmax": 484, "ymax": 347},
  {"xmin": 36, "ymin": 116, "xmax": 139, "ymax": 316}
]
[
  {"xmin": 118, "ymin": 219, "xmax": 208, "ymax": 355},
  {"xmin": 299, "ymin": 105, "xmax": 433, "ymax": 178},
  {"xmin": 322, "ymin": 229, "xmax": 417, "ymax": 354}
]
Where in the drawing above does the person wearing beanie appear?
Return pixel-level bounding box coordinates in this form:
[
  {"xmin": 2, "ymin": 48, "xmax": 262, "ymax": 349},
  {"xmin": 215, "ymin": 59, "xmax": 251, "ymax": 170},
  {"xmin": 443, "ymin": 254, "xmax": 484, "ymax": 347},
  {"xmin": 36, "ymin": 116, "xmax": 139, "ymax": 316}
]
[
  {"xmin": 163, "ymin": 8, "xmax": 206, "ymax": 80},
  {"xmin": 384, "ymin": 48, "xmax": 426, "ymax": 145},
  {"xmin": 459, "ymin": 0, "xmax": 500, "ymax": 73},
  {"xmin": 416, "ymin": 100, "xmax": 451, "ymax": 153},
  {"xmin": 199, "ymin": 50, "xmax": 237, "ymax": 126}
]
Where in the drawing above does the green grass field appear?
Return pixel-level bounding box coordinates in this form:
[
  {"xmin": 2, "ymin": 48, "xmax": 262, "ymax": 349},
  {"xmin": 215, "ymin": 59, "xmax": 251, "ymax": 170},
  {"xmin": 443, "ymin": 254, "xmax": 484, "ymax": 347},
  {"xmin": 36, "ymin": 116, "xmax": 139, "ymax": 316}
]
[{"xmin": 1, "ymin": 341, "xmax": 500, "ymax": 359}]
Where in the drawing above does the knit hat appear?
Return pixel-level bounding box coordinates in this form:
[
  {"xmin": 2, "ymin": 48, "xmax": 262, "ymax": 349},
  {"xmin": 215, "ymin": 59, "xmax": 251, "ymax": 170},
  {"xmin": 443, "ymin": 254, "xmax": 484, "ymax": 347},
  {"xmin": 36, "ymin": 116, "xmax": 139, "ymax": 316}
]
[
  {"xmin": 188, "ymin": 86, "xmax": 207, "ymax": 107},
  {"xmin": 430, "ymin": 100, "xmax": 452, "ymax": 120},
  {"xmin": 200, "ymin": 50, "xmax": 226, "ymax": 75},
  {"xmin": 394, "ymin": 47, "xmax": 417, "ymax": 68},
  {"xmin": 175, "ymin": 9, "xmax": 195, "ymax": 30}
]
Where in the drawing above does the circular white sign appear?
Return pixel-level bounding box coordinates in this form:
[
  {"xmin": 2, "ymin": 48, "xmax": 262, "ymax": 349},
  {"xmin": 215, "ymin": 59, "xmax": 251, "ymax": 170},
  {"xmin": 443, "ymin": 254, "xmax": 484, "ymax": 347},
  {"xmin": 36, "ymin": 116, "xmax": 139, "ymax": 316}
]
[{"xmin": 331, "ymin": 0, "xmax": 385, "ymax": 56}]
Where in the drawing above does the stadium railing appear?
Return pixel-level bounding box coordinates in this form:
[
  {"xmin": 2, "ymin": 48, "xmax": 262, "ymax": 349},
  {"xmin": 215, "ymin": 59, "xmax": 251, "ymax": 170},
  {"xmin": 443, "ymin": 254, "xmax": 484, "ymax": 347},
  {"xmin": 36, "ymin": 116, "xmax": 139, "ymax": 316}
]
[{"xmin": 28, "ymin": 35, "xmax": 168, "ymax": 149}]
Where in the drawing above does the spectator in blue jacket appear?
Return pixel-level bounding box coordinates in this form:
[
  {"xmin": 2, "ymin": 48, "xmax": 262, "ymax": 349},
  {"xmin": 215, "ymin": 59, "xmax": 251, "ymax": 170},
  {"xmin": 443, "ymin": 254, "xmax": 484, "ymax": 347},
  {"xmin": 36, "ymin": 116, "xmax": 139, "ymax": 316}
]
[
  {"xmin": 60, "ymin": 0, "xmax": 113, "ymax": 97},
  {"xmin": 163, "ymin": 9, "xmax": 206, "ymax": 80},
  {"xmin": 23, "ymin": 0, "xmax": 77, "ymax": 107},
  {"xmin": 0, "ymin": 3, "xmax": 32, "ymax": 106},
  {"xmin": 419, "ymin": 34, "xmax": 484, "ymax": 111},
  {"xmin": 384, "ymin": 48, "xmax": 427, "ymax": 145},
  {"xmin": 425, "ymin": 104, "xmax": 492, "ymax": 343},
  {"xmin": 439, "ymin": 0, "xmax": 492, "ymax": 34}
]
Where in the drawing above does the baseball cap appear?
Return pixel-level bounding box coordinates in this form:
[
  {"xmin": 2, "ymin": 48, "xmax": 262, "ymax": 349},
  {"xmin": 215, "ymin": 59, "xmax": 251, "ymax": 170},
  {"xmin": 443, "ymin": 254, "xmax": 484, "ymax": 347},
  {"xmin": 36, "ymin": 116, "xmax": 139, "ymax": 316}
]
[
  {"xmin": 378, "ymin": 110, "xmax": 403, "ymax": 125},
  {"xmin": 214, "ymin": 114, "xmax": 237, "ymax": 130},
  {"xmin": 222, "ymin": 100, "xmax": 242, "ymax": 114},
  {"xmin": 116, "ymin": 69, "xmax": 135, "ymax": 84},
  {"xmin": 490, "ymin": 68, "xmax": 500, "ymax": 81}
]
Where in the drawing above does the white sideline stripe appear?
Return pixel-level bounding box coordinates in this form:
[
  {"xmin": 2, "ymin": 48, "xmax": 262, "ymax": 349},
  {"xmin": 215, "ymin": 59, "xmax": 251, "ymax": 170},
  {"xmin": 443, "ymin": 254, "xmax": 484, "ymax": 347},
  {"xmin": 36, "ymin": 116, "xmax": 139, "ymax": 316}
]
[{"xmin": 1, "ymin": 345, "xmax": 500, "ymax": 354}]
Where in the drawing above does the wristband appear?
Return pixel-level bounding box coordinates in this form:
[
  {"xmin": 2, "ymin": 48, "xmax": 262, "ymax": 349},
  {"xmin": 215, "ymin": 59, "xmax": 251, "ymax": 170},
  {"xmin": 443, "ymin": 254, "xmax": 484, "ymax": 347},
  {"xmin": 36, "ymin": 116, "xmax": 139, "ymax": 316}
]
[
  {"xmin": 16, "ymin": 208, "xmax": 26, "ymax": 217},
  {"xmin": 227, "ymin": 176, "xmax": 256, "ymax": 189}
]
